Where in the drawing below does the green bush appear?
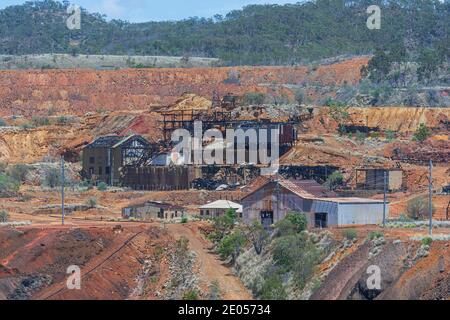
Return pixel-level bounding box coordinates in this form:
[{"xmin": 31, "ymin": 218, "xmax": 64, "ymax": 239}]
[
  {"xmin": 19, "ymin": 122, "xmax": 35, "ymax": 130},
  {"xmin": 0, "ymin": 162, "xmax": 7, "ymax": 174},
  {"xmin": 413, "ymin": 123, "xmax": 430, "ymax": 142},
  {"xmin": 217, "ymin": 229, "xmax": 247, "ymax": 261},
  {"xmin": 181, "ymin": 216, "xmax": 188, "ymax": 224},
  {"xmin": 182, "ymin": 290, "xmax": 199, "ymax": 300},
  {"xmin": 355, "ymin": 131, "xmax": 367, "ymax": 143},
  {"xmin": 208, "ymin": 280, "xmax": 222, "ymax": 300},
  {"xmin": 57, "ymin": 116, "xmax": 74, "ymax": 125},
  {"xmin": 0, "ymin": 118, "xmax": 7, "ymax": 126},
  {"xmin": 275, "ymin": 218, "xmax": 298, "ymax": 236},
  {"xmin": 272, "ymin": 233, "xmax": 320, "ymax": 288},
  {"xmin": 32, "ymin": 116, "xmax": 50, "ymax": 127},
  {"xmin": 385, "ymin": 130, "xmax": 397, "ymax": 141},
  {"xmin": 259, "ymin": 274, "xmax": 287, "ymax": 300},
  {"xmin": 97, "ymin": 182, "xmax": 108, "ymax": 191},
  {"xmin": 368, "ymin": 231, "xmax": 384, "ymax": 240},
  {"xmin": 0, "ymin": 174, "xmax": 20, "ymax": 197},
  {"xmin": 343, "ymin": 229, "xmax": 358, "ymax": 240},
  {"xmin": 7, "ymin": 164, "xmax": 29, "ymax": 183},
  {"xmin": 212, "ymin": 208, "xmax": 237, "ymax": 240},
  {"xmin": 80, "ymin": 180, "xmax": 94, "ymax": 190},
  {"xmin": 421, "ymin": 237, "xmax": 433, "ymax": 246},
  {"xmin": 0, "ymin": 210, "xmax": 9, "ymax": 222},
  {"xmin": 85, "ymin": 197, "xmax": 97, "ymax": 209},
  {"xmin": 325, "ymin": 171, "xmax": 344, "ymax": 190},
  {"xmin": 43, "ymin": 167, "xmax": 60, "ymax": 188},
  {"xmin": 242, "ymin": 92, "xmax": 266, "ymax": 105},
  {"xmin": 287, "ymin": 212, "xmax": 307, "ymax": 232}
]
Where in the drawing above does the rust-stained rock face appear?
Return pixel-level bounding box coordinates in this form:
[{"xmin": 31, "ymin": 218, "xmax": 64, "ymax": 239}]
[{"xmin": 0, "ymin": 57, "xmax": 369, "ymax": 116}]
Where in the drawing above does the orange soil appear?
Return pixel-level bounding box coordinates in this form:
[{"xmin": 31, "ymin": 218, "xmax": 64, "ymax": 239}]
[{"xmin": 0, "ymin": 57, "xmax": 369, "ymax": 116}]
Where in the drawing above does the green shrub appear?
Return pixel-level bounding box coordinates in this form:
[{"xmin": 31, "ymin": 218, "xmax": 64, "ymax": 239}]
[
  {"xmin": 181, "ymin": 216, "xmax": 188, "ymax": 223},
  {"xmin": 57, "ymin": 116, "xmax": 73, "ymax": 124},
  {"xmin": 32, "ymin": 116, "xmax": 50, "ymax": 127},
  {"xmin": 97, "ymin": 182, "xmax": 108, "ymax": 191},
  {"xmin": 0, "ymin": 162, "xmax": 6, "ymax": 174},
  {"xmin": 212, "ymin": 208, "xmax": 236, "ymax": 239},
  {"xmin": 242, "ymin": 92, "xmax": 266, "ymax": 105},
  {"xmin": 85, "ymin": 197, "xmax": 97, "ymax": 209},
  {"xmin": 385, "ymin": 130, "xmax": 397, "ymax": 141},
  {"xmin": 7, "ymin": 164, "xmax": 29, "ymax": 183},
  {"xmin": 275, "ymin": 218, "xmax": 298, "ymax": 236},
  {"xmin": 0, "ymin": 174, "xmax": 20, "ymax": 197},
  {"xmin": 182, "ymin": 290, "xmax": 199, "ymax": 300},
  {"xmin": 42, "ymin": 167, "xmax": 60, "ymax": 188},
  {"xmin": 208, "ymin": 280, "xmax": 222, "ymax": 300},
  {"xmin": 421, "ymin": 237, "xmax": 433, "ymax": 246},
  {"xmin": 413, "ymin": 123, "xmax": 430, "ymax": 142},
  {"xmin": 286, "ymin": 212, "xmax": 308, "ymax": 232},
  {"xmin": 368, "ymin": 231, "xmax": 384, "ymax": 240},
  {"xmin": 217, "ymin": 229, "xmax": 247, "ymax": 261},
  {"xmin": 272, "ymin": 233, "xmax": 320, "ymax": 288},
  {"xmin": 370, "ymin": 132, "xmax": 380, "ymax": 139},
  {"xmin": 0, "ymin": 118, "xmax": 7, "ymax": 126},
  {"xmin": 80, "ymin": 180, "xmax": 94, "ymax": 190},
  {"xmin": 20, "ymin": 122, "xmax": 35, "ymax": 130},
  {"xmin": 259, "ymin": 274, "xmax": 287, "ymax": 300},
  {"xmin": 0, "ymin": 210, "xmax": 9, "ymax": 222},
  {"xmin": 355, "ymin": 130, "xmax": 367, "ymax": 143},
  {"xmin": 325, "ymin": 171, "xmax": 344, "ymax": 190},
  {"xmin": 343, "ymin": 229, "xmax": 358, "ymax": 240}
]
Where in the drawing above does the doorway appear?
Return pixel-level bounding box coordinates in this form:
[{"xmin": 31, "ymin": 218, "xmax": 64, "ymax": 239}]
[
  {"xmin": 315, "ymin": 212, "xmax": 328, "ymax": 228},
  {"xmin": 260, "ymin": 211, "xmax": 274, "ymax": 229}
]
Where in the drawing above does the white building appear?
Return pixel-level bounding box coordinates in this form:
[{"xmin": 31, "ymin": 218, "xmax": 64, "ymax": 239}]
[{"xmin": 199, "ymin": 200, "xmax": 243, "ymax": 218}]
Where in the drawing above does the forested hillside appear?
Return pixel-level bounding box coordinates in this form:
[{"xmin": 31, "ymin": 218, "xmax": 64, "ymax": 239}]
[{"xmin": 0, "ymin": 0, "xmax": 448, "ymax": 66}]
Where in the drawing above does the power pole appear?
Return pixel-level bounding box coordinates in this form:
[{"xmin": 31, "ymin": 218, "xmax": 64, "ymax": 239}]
[
  {"xmin": 428, "ymin": 160, "xmax": 433, "ymax": 236},
  {"xmin": 61, "ymin": 156, "xmax": 65, "ymax": 226},
  {"xmin": 383, "ymin": 170, "xmax": 387, "ymax": 228},
  {"xmin": 275, "ymin": 176, "xmax": 280, "ymax": 224}
]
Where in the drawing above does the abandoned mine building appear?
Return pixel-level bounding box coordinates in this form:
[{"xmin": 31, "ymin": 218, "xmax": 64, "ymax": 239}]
[
  {"xmin": 122, "ymin": 200, "xmax": 185, "ymax": 221},
  {"xmin": 82, "ymin": 134, "xmax": 152, "ymax": 185},
  {"xmin": 242, "ymin": 178, "xmax": 388, "ymax": 229},
  {"xmin": 199, "ymin": 200, "xmax": 243, "ymax": 218}
]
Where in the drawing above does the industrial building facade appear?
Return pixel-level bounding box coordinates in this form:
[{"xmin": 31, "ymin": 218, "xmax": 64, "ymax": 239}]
[
  {"xmin": 82, "ymin": 134, "xmax": 153, "ymax": 185},
  {"xmin": 122, "ymin": 201, "xmax": 185, "ymax": 221},
  {"xmin": 241, "ymin": 178, "xmax": 387, "ymax": 228}
]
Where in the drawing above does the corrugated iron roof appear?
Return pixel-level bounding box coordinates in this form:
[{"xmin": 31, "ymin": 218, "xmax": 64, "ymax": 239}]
[
  {"xmin": 84, "ymin": 135, "xmax": 123, "ymax": 149},
  {"xmin": 199, "ymin": 200, "xmax": 242, "ymax": 211},
  {"xmin": 241, "ymin": 177, "xmax": 384, "ymax": 205}
]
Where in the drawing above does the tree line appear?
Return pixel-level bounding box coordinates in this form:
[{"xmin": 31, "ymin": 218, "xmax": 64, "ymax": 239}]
[{"xmin": 0, "ymin": 0, "xmax": 448, "ymax": 66}]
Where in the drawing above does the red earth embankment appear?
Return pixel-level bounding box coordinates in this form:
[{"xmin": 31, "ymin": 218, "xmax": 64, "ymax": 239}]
[{"xmin": 0, "ymin": 57, "xmax": 369, "ymax": 116}]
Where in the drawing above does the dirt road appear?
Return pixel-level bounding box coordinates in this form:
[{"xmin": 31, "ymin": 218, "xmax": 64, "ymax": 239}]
[{"xmin": 167, "ymin": 223, "xmax": 252, "ymax": 300}]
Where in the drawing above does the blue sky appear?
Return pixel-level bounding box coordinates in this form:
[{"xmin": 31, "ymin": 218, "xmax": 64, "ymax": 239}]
[{"xmin": 0, "ymin": 0, "xmax": 299, "ymax": 22}]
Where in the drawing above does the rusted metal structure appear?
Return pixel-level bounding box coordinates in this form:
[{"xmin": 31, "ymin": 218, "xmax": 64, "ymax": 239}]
[
  {"xmin": 241, "ymin": 178, "xmax": 387, "ymax": 229},
  {"xmin": 120, "ymin": 165, "xmax": 201, "ymax": 190}
]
